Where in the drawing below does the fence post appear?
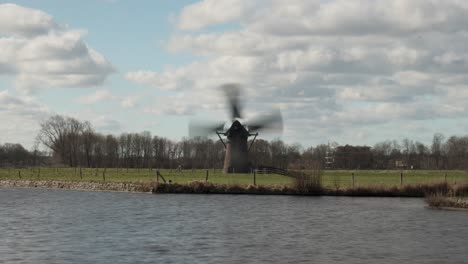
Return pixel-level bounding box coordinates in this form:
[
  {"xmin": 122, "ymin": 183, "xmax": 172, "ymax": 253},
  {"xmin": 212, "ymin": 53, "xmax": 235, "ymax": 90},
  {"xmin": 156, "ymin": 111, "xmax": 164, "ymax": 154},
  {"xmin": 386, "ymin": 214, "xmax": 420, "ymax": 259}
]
[
  {"xmin": 18, "ymin": 170, "xmax": 21, "ymax": 179},
  {"xmin": 400, "ymin": 172, "xmax": 403, "ymax": 186},
  {"xmin": 444, "ymin": 172, "xmax": 447, "ymax": 183},
  {"xmin": 254, "ymin": 170, "xmax": 256, "ymax": 186},
  {"xmin": 205, "ymin": 170, "xmax": 209, "ymax": 183},
  {"xmin": 80, "ymin": 167, "xmax": 83, "ymax": 180},
  {"xmin": 157, "ymin": 171, "xmax": 167, "ymax": 183},
  {"xmin": 352, "ymin": 172, "xmax": 355, "ymax": 188}
]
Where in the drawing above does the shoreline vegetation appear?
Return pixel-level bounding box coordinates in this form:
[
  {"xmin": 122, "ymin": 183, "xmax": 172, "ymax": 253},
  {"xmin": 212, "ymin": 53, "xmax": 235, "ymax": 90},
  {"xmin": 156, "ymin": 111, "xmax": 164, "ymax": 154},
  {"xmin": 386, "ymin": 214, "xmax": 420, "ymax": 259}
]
[
  {"xmin": 425, "ymin": 193, "xmax": 468, "ymax": 210},
  {"xmin": 2, "ymin": 179, "xmax": 467, "ymax": 199},
  {"xmin": 2, "ymin": 168, "xmax": 467, "ymax": 209}
]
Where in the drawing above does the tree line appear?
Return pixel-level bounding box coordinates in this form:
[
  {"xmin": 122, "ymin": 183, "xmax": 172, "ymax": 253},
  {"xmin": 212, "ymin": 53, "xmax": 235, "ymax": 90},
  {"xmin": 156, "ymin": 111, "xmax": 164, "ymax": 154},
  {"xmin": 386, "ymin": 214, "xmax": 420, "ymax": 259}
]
[
  {"xmin": 1, "ymin": 115, "xmax": 468, "ymax": 170},
  {"xmin": 0, "ymin": 143, "xmax": 46, "ymax": 166}
]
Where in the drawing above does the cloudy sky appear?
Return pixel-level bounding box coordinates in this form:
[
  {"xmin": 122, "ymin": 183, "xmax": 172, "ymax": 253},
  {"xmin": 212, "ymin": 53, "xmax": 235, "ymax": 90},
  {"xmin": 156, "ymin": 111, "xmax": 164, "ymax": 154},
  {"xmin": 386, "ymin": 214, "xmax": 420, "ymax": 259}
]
[{"xmin": 1, "ymin": 0, "xmax": 468, "ymax": 149}]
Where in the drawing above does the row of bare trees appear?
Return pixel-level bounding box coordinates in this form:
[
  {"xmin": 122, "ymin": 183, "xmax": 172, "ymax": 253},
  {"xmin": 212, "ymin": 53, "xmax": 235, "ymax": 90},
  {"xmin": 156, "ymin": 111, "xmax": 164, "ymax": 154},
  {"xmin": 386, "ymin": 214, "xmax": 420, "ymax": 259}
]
[
  {"xmin": 0, "ymin": 115, "xmax": 465, "ymax": 170},
  {"xmin": 312, "ymin": 134, "xmax": 468, "ymax": 170},
  {"xmin": 0, "ymin": 143, "xmax": 45, "ymax": 166},
  {"xmin": 34, "ymin": 115, "xmax": 307, "ymax": 169},
  {"xmin": 366, "ymin": 134, "xmax": 468, "ymax": 170}
]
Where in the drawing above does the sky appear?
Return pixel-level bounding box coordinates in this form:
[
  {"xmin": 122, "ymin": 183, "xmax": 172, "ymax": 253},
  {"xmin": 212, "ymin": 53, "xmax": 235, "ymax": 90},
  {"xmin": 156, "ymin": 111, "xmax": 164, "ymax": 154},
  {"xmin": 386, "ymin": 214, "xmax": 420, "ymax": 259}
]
[{"xmin": 1, "ymin": 0, "xmax": 468, "ymax": 149}]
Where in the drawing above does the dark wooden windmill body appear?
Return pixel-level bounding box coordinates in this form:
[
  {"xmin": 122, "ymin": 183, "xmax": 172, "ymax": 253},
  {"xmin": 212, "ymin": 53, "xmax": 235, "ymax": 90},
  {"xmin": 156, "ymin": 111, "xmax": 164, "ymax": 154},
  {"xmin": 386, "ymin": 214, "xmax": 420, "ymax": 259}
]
[
  {"xmin": 189, "ymin": 84, "xmax": 282, "ymax": 174},
  {"xmin": 217, "ymin": 120, "xmax": 258, "ymax": 173}
]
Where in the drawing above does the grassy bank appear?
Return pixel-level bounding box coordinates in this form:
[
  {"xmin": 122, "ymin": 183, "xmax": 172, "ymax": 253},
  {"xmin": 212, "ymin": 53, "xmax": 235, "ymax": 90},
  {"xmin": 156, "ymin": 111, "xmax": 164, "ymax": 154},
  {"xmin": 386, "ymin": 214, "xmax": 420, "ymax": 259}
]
[{"xmin": 1, "ymin": 168, "xmax": 467, "ymax": 188}]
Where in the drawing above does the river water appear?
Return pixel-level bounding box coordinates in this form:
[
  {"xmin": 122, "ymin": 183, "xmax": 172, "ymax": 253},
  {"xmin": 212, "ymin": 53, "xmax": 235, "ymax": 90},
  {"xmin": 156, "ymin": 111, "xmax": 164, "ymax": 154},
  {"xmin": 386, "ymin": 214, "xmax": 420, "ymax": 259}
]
[{"xmin": 1, "ymin": 188, "xmax": 467, "ymax": 264}]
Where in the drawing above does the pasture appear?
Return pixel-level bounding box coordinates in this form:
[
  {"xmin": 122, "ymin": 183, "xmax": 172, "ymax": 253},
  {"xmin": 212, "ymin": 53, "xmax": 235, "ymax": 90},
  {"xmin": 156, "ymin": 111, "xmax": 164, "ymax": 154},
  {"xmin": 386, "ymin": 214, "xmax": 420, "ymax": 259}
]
[{"xmin": 1, "ymin": 167, "xmax": 467, "ymax": 188}]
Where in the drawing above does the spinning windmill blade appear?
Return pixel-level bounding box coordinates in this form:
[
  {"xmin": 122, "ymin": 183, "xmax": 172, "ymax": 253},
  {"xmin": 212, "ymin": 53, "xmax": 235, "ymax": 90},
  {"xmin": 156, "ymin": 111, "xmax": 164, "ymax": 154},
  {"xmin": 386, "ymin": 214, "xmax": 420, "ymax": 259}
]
[
  {"xmin": 188, "ymin": 121, "xmax": 225, "ymax": 138},
  {"xmin": 222, "ymin": 83, "xmax": 244, "ymax": 120},
  {"xmin": 189, "ymin": 83, "xmax": 245, "ymax": 138},
  {"xmin": 247, "ymin": 109, "xmax": 283, "ymax": 133}
]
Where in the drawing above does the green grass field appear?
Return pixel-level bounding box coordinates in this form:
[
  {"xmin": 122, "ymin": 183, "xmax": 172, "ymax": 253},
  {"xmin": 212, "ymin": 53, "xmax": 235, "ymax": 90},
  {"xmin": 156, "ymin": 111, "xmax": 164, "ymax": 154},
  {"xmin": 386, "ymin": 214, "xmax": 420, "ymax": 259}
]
[{"xmin": 1, "ymin": 167, "xmax": 468, "ymax": 188}]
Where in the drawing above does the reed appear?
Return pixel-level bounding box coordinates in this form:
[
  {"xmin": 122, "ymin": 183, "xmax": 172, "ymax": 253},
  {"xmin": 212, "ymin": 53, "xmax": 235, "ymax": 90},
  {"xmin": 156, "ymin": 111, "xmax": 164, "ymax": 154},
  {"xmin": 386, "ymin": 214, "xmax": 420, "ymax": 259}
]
[
  {"xmin": 424, "ymin": 183, "xmax": 468, "ymax": 209},
  {"xmin": 292, "ymin": 161, "xmax": 323, "ymax": 194},
  {"xmin": 425, "ymin": 193, "xmax": 468, "ymax": 209},
  {"xmin": 151, "ymin": 181, "xmax": 464, "ymax": 197}
]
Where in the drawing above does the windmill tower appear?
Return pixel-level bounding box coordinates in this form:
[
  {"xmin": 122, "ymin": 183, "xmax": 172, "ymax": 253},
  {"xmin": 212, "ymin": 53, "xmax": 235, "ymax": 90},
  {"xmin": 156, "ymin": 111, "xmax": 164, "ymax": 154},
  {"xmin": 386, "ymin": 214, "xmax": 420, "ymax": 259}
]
[
  {"xmin": 217, "ymin": 120, "xmax": 257, "ymax": 173},
  {"xmin": 189, "ymin": 84, "xmax": 282, "ymax": 173}
]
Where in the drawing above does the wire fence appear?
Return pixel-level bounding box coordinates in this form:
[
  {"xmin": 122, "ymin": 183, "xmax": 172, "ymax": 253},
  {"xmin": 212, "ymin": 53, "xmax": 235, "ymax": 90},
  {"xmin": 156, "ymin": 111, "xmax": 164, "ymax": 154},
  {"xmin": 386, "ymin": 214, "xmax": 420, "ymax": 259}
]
[{"xmin": 1, "ymin": 167, "xmax": 468, "ymax": 188}]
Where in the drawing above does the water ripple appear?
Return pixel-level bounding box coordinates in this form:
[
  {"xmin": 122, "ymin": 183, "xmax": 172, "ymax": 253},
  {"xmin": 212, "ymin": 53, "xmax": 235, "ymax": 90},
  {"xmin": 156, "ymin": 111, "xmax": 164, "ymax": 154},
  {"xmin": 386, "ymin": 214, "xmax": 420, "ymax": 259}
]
[{"xmin": 1, "ymin": 188, "xmax": 467, "ymax": 264}]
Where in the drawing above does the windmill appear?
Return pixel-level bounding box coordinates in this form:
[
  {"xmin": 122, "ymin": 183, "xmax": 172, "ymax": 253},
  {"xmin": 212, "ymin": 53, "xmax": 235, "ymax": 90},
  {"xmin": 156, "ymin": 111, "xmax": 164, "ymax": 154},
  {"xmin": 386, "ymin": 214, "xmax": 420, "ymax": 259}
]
[{"xmin": 189, "ymin": 84, "xmax": 283, "ymax": 173}]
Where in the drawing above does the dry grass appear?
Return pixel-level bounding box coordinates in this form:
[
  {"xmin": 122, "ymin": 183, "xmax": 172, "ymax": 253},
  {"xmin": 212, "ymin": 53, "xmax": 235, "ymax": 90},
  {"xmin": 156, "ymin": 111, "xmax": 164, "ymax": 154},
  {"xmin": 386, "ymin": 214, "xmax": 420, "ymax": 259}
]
[
  {"xmin": 292, "ymin": 162, "xmax": 323, "ymax": 194},
  {"xmin": 424, "ymin": 183, "xmax": 468, "ymax": 209},
  {"xmin": 4, "ymin": 178, "xmax": 467, "ymax": 200},
  {"xmin": 326, "ymin": 182, "xmax": 450, "ymax": 197},
  {"xmin": 151, "ymin": 181, "xmax": 466, "ymax": 197},
  {"xmin": 425, "ymin": 194, "xmax": 468, "ymax": 209}
]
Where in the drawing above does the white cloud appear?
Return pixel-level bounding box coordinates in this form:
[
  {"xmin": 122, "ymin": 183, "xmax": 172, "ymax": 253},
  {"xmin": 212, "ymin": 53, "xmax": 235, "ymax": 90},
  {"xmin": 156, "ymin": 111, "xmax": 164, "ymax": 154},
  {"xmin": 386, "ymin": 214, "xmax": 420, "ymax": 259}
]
[
  {"xmin": 0, "ymin": 3, "xmax": 114, "ymax": 92},
  {"xmin": 77, "ymin": 89, "xmax": 143, "ymax": 110},
  {"xmin": 144, "ymin": 93, "xmax": 201, "ymax": 116},
  {"xmin": 0, "ymin": 89, "xmax": 51, "ymax": 147},
  {"xmin": 0, "ymin": 3, "xmax": 57, "ymax": 36},
  {"xmin": 127, "ymin": 55, "xmax": 260, "ymax": 92},
  {"xmin": 92, "ymin": 115, "xmax": 122, "ymax": 132},
  {"xmin": 120, "ymin": 96, "xmax": 140, "ymax": 109},
  {"xmin": 178, "ymin": 0, "xmax": 254, "ymax": 30},
  {"xmin": 250, "ymin": 0, "xmax": 468, "ymax": 36},
  {"xmin": 0, "ymin": 90, "xmax": 49, "ymax": 118},
  {"xmin": 127, "ymin": 0, "xmax": 468, "ymax": 144},
  {"xmin": 77, "ymin": 89, "xmax": 114, "ymax": 105},
  {"xmin": 126, "ymin": 70, "xmax": 183, "ymax": 90}
]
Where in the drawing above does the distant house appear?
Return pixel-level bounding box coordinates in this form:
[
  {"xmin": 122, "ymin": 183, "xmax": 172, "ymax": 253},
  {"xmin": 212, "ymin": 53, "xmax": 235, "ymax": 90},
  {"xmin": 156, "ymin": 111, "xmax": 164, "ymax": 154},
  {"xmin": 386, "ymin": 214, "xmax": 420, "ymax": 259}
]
[{"xmin": 395, "ymin": 160, "xmax": 406, "ymax": 169}]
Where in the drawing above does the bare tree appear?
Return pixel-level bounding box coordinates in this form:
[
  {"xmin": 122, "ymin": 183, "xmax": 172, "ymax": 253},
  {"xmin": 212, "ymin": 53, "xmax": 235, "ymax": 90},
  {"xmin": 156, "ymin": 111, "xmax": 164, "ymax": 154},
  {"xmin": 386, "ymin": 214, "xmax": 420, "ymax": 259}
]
[
  {"xmin": 431, "ymin": 133, "xmax": 445, "ymax": 169},
  {"xmin": 37, "ymin": 115, "xmax": 70, "ymax": 166},
  {"xmin": 81, "ymin": 121, "xmax": 96, "ymax": 167}
]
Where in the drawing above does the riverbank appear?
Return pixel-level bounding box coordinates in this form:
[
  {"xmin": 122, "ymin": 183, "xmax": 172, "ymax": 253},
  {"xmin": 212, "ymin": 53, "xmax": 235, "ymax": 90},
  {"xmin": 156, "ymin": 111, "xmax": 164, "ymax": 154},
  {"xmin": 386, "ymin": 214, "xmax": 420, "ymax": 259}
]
[
  {"xmin": 0, "ymin": 180, "xmax": 154, "ymax": 192},
  {"xmin": 2, "ymin": 179, "xmax": 467, "ymax": 198},
  {"xmin": 152, "ymin": 181, "xmax": 467, "ymax": 197},
  {"xmin": 2, "ymin": 168, "xmax": 468, "ymax": 188}
]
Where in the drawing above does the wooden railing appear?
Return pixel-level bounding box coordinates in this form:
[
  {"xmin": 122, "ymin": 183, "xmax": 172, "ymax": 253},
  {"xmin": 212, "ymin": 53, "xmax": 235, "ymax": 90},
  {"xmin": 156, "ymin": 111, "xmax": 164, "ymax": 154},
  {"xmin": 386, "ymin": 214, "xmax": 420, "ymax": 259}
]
[{"xmin": 255, "ymin": 166, "xmax": 306, "ymax": 178}]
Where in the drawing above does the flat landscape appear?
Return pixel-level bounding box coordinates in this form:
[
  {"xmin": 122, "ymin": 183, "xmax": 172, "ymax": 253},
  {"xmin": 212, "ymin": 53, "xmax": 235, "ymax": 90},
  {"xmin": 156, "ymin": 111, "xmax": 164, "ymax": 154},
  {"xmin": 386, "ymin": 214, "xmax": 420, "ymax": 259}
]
[{"xmin": 1, "ymin": 167, "xmax": 467, "ymax": 188}]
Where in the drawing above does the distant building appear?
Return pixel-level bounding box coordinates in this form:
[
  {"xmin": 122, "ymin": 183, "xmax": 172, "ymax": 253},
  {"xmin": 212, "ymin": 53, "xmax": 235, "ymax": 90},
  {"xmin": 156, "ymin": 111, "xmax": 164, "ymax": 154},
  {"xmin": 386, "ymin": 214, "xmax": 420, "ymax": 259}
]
[
  {"xmin": 324, "ymin": 143, "xmax": 335, "ymax": 169},
  {"xmin": 395, "ymin": 160, "xmax": 406, "ymax": 169}
]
